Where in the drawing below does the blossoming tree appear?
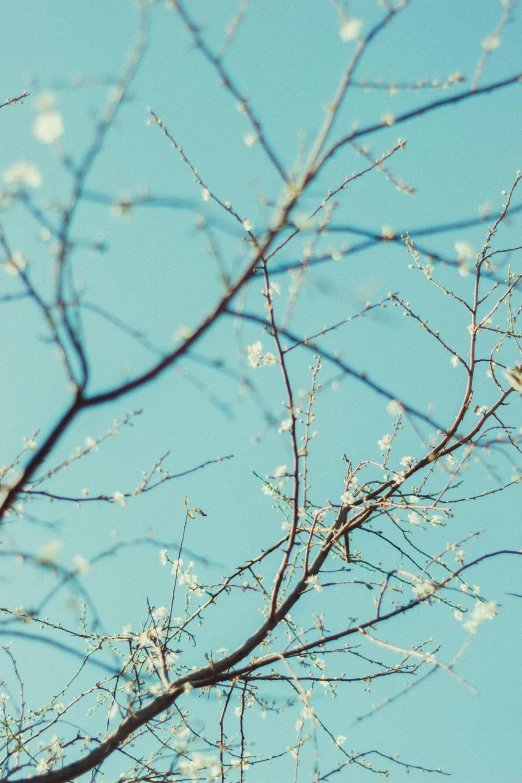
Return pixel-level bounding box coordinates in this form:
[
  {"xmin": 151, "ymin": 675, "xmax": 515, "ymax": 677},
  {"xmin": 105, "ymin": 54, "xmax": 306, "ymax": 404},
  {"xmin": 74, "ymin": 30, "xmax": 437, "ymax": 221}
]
[{"xmin": 1, "ymin": 1, "xmax": 521, "ymax": 781}]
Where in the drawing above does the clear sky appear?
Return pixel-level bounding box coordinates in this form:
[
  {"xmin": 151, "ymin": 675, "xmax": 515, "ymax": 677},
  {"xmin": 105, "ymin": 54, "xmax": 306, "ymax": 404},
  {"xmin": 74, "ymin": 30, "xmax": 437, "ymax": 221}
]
[{"xmin": 1, "ymin": 1, "xmax": 521, "ymax": 781}]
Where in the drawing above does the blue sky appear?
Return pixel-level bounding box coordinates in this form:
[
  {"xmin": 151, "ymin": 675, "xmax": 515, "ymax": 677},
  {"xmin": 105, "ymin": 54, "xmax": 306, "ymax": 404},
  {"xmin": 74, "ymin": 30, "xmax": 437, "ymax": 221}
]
[{"xmin": 1, "ymin": 1, "xmax": 521, "ymax": 781}]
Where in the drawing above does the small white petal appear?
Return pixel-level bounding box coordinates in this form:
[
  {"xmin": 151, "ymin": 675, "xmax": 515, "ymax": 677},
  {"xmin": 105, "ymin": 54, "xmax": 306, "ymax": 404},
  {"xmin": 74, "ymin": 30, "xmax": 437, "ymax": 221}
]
[
  {"xmin": 340, "ymin": 18, "xmax": 362, "ymax": 41},
  {"xmin": 33, "ymin": 111, "xmax": 64, "ymax": 144}
]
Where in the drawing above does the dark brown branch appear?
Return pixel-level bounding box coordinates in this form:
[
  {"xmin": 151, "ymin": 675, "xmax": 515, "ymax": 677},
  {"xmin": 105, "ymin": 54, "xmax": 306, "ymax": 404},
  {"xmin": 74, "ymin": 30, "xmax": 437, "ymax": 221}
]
[{"xmin": 320, "ymin": 73, "xmax": 522, "ymax": 168}]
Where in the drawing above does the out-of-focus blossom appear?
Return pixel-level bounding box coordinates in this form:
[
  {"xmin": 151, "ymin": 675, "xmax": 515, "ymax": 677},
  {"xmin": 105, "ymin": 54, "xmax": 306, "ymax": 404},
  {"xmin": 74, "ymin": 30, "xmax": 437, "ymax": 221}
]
[{"xmin": 2, "ymin": 161, "xmax": 42, "ymax": 188}]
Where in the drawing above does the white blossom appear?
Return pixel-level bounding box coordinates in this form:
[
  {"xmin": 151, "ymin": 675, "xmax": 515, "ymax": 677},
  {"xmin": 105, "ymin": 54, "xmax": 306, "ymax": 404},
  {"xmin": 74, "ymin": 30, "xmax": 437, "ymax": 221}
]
[
  {"xmin": 38, "ymin": 540, "xmax": 63, "ymax": 564},
  {"xmin": 412, "ymin": 580, "xmax": 434, "ymax": 599},
  {"xmin": 112, "ymin": 491, "xmax": 126, "ymax": 506},
  {"xmin": 171, "ymin": 558, "xmax": 183, "ymax": 576},
  {"xmin": 3, "ymin": 161, "xmax": 42, "ymax": 188},
  {"xmin": 455, "ymin": 240, "xmax": 474, "ymax": 260},
  {"xmin": 503, "ymin": 365, "xmax": 522, "ymax": 393},
  {"xmin": 171, "ymin": 325, "xmax": 192, "ymax": 343},
  {"xmin": 108, "ymin": 701, "xmax": 120, "ymax": 720},
  {"xmin": 73, "ymin": 555, "xmax": 90, "ymax": 574},
  {"xmin": 378, "ymin": 433, "xmax": 392, "ymax": 451},
  {"xmin": 136, "ymin": 631, "xmax": 152, "ymax": 648},
  {"xmin": 301, "ymin": 703, "xmax": 314, "ymax": 719},
  {"xmin": 5, "ymin": 252, "xmax": 27, "ymax": 276},
  {"xmin": 339, "ymin": 17, "xmax": 362, "ymax": 41},
  {"xmin": 386, "ymin": 399, "xmax": 403, "ymax": 415},
  {"xmin": 463, "ymin": 601, "xmax": 497, "ymax": 634},
  {"xmin": 482, "ymin": 34, "xmax": 501, "ymax": 51},
  {"xmin": 34, "ymin": 91, "xmax": 57, "ymax": 111},
  {"xmin": 274, "ymin": 464, "xmax": 287, "ymax": 482},
  {"xmin": 33, "ymin": 111, "xmax": 64, "ymax": 144},
  {"xmin": 179, "ymin": 751, "xmax": 221, "ymax": 780},
  {"xmin": 278, "ymin": 417, "xmax": 293, "ymax": 434},
  {"xmin": 381, "ymin": 112, "xmax": 395, "ymax": 126},
  {"xmin": 47, "ymin": 735, "xmax": 64, "ymax": 760},
  {"xmin": 111, "ymin": 195, "xmax": 132, "ymax": 219},
  {"xmin": 245, "ymin": 341, "xmax": 262, "ymax": 367},
  {"xmin": 407, "ymin": 511, "xmax": 422, "ymax": 526},
  {"xmin": 152, "ymin": 605, "xmax": 169, "ymax": 621},
  {"xmin": 306, "ymin": 574, "xmax": 322, "ymax": 592},
  {"xmin": 179, "ymin": 565, "xmax": 204, "ymax": 596},
  {"xmin": 35, "ymin": 759, "xmax": 49, "ymax": 775}
]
